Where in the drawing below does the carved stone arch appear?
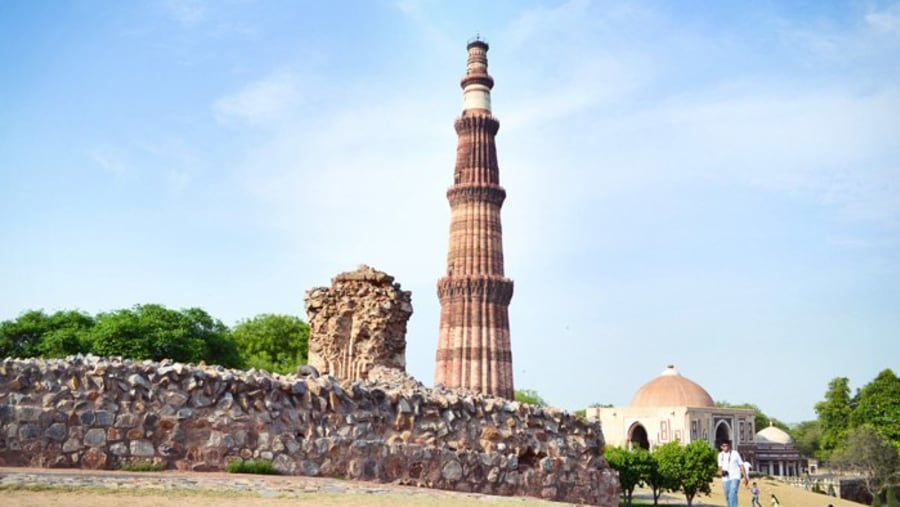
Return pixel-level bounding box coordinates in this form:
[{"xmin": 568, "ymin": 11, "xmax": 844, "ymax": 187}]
[
  {"xmin": 627, "ymin": 422, "xmax": 650, "ymax": 450},
  {"xmin": 715, "ymin": 420, "xmax": 732, "ymax": 446}
]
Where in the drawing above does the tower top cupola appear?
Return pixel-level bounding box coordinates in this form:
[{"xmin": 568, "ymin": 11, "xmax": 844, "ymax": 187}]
[{"xmin": 461, "ymin": 37, "xmax": 494, "ymax": 115}]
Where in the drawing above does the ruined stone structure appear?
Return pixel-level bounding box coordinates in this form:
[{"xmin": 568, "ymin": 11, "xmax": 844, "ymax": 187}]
[
  {"xmin": 0, "ymin": 356, "xmax": 620, "ymax": 505},
  {"xmin": 435, "ymin": 39, "xmax": 515, "ymax": 400},
  {"xmin": 305, "ymin": 265, "xmax": 412, "ymax": 382}
]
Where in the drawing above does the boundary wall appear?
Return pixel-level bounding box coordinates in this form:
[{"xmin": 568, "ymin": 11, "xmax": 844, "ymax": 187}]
[{"xmin": 0, "ymin": 356, "xmax": 619, "ymax": 505}]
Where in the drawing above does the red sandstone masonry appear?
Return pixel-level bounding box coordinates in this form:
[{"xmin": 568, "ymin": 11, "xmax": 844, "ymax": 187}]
[{"xmin": 435, "ymin": 40, "xmax": 515, "ymax": 400}]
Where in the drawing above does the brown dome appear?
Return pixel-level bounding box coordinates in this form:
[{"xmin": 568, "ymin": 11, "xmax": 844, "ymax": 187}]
[{"xmin": 631, "ymin": 365, "xmax": 715, "ymax": 408}]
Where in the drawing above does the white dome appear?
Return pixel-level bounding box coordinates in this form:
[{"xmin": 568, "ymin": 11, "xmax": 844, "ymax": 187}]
[{"xmin": 756, "ymin": 424, "xmax": 793, "ymax": 445}]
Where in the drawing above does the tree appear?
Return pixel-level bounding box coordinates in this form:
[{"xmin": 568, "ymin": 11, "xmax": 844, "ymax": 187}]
[
  {"xmin": 654, "ymin": 440, "xmax": 718, "ymax": 506},
  {"xmin": 816, "ymin": 376, "xmax": 854, "ymax": 460},
  {"xmin": 605, "ymin": 446, "xmax": 654, "ymax": 507},
  {"xmin": 790, "ymin": 420, "xmax": 822, "ymax": 458},
  {"xmin": 887, "ymin": 486, "xmax": 899, "ymax": 507},
  {"xmin": 232, "ymin": 314, "xmax": 308, "ymax": 374},
  {"xmin": 0, "ymin": 309, "xmax": 93, "ymax": 358},
  {"xmin": 180, "ymin": 307, "xmax": 242, "ymax": 368},
  {"xmin": 851, "ymin": 369, "xmax": 900, "ymax": 451},
  {"xmin": 644, "ymin": 450, "xmax": 669, "ymax": 506},
  {"xmin": 831, "ymin": 426, "xmax": 900, "ymax": 501},
  {"xmin": 514, "ymin": 389, "xmax": 548, "ymax": 407},
  {"xmin": 87, "ymin": 304, "xmax": 241, "ymax": 367}
]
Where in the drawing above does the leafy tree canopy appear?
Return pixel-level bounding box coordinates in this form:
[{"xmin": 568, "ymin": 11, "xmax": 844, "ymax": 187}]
[
  {"xmin": 0, "ymin": 309, "xmax": 95, "ymax": 359},
  {"xmin": 654, "ymin": 440, "xmax": 718, "ymax": 507},
  {"xmin": 815, "ymin": 376, "xmax": 854, "ymax": 459},
  {"xmin": 88, "ymin": 304, "xmax": 241, "ymax": 368},
  {"xmin": 605, "ymin": 446, "xmax": 654, "ymax": 507},
  {"xmin": 831, "ymin": 426, "xmax": 900, "ymax": 499},
  {"xmin": 514, "ymin": 389, "xmax": 548, "ymax": 407},
  {"xmin": 850, "ymin": 369, "xmax": 900, "ymax": 452},
  {"xmin": 232, "ymin": 313, "xmax": 309, "ymax": 374},
  {"xmin": 790, "ymin": 420, "xmax": 822, "ymax": 458}
]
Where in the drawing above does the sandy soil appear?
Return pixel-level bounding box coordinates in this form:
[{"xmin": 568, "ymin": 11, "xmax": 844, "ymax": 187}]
[
  {"xmin": 0, "ymin": 469, "xmax": 866, "ymax": 507},
  {"xmin": 637, "ymin": 476, "xmax": 862, "ymax": 506}
]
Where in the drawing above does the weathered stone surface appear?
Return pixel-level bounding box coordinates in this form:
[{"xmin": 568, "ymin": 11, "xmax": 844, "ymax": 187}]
[
  {"xmin": 130, "ymin": 439, "xmax": 155, "ymax": 457},
  {"xmin": 0, "ymin": 355, "xmax": 618, "ymax": 506},
  {"xmin": 82, "ymin": 447, "xmax": 107, "ymax": 469},
  {"xmin": 84, "ymin": 428, "xmax": 107, "ymax": 447},
  {"xmin": 305, "ymin": 265, "xmax": 412, "ymax": 382}
]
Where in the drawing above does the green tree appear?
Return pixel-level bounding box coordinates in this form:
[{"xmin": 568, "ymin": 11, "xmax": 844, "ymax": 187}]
[
  {"xmin": 645, "ymin": 450, "xmax": 669, "ymax": 505},
  {"xmin": 232, "ymin": 314, "xmax": 308, "ymax": 374},
  {"xmin": 851, "ymin": 370, "xmax": 900, "ymax": 451},
  {"xmin": 816, "ymin": 376, "xmax": 854, "ymax": 460},
  {"xmin": 181, "ymin": 307, "xmax": 242, "ymax": 368},
  {"xmin": 887, "ymin": 486, "xmax": 899, "ymax": 507},
  {"xmin": 0, "ymin": 309, "xmax": 94, "ymax": 358},
  {"xmin": 654, "ymin": 440, "xmax": 718, "ymax": 506},
  {"xmin": 605, "ymin": 446, "xmax": 654, "ymax": 507},
  {"xmin": 831, "ymin": 426, "xmax": 900, "ymax": 502},
  {"xmin": 514, "ymin": 389, "xmax": 548, "ymax": 407},
  {"xmin": 790, "ymin": 420, "xmax": 822, "ymax": 458},
  {"xmin": 87, "ymin": 304, "xmax": 240, "ymax": 367}
]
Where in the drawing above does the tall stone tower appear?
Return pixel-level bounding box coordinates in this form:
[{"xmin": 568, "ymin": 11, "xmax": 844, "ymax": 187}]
[{"xmin": 434, "ymin": 39, "xmax": 514, "ymax": 399}]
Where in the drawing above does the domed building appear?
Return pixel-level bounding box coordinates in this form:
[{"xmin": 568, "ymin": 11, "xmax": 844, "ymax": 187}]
[
  {"xmin": 754, "ymin": 423, "xmax": 807, "ymax": 476},
  {"xmin": 586, "ymin": 365, "xmax": 756, "ymax": 456}
]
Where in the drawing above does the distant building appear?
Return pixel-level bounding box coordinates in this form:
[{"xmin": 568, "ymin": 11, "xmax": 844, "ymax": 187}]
[
  {"xmin": 586, "ymin": 365, "xmax": 756, "ymax": 457},
  {"xmin": 586, "ymin": 364, "xmax": 808, "ymax": 477},
  {"xmin": 754, "ymin": 423, "xmax": 807, "ymax": 477}
]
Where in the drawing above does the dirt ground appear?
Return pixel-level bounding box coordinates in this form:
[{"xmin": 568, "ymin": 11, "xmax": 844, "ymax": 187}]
[
  {"xmin": 637, "ymin": 477, "xmax": 862, "ymax": 506},
  {"xmin": 0, "ymin": 469, "xmax": 867, "ymax": 507}
]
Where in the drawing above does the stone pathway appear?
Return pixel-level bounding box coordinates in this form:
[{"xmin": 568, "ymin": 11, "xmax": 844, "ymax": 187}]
[{"xmin": 0, "ymin": 467, "xmax": 441, "ymax": 499}]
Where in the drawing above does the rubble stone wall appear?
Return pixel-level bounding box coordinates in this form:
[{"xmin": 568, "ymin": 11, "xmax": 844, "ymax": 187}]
[{"xmin": 0, "ymin": 356, "xmax": 619, "ymax": 505}]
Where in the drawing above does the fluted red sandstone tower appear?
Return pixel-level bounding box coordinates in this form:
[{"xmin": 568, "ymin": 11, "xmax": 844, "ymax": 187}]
[{"xmin": 435, "ymin": 39, "xmax": 514, "ymax": 399}]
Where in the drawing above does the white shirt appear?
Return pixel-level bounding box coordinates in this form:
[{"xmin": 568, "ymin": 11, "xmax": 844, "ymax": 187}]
[{"xmin": 718, "ymin": 449, "xmax": 744, "ymax": 479}]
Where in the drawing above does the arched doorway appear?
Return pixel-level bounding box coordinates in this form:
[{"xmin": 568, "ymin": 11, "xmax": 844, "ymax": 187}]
[
  {"xmin": 628, "ymin": 423, "xmax": 650, "ymax": 450},
  {"xmin": 715, "ymin": 421, "xmax": 732, "ymax": 446}
]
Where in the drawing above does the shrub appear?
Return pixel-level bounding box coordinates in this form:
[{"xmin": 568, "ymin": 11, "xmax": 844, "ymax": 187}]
[
  {"xmin": 120, "ymin": 461, "xmax": 163, "ymax": 472},
  {"xmin": 226, "ymin": 458, "xmax": 278, "ymax": 475}
]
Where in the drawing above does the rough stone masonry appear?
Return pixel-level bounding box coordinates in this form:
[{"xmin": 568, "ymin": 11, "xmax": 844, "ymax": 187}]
[
  {"xmin": 0, "ymin": 355, "xmax": 619, "ymax": 505},
  {"xmin": 305, "ymin": 265, "xmax": 412, "ymax": 382}
]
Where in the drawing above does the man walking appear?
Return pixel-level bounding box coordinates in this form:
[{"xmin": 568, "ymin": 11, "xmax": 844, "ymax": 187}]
[{"xmin": 718, "ymin": 440, "xmax": 748, "ymax": 507}]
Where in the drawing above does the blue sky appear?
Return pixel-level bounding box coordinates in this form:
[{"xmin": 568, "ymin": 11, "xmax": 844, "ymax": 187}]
[{"xmin": 1, "ymin": 0, "xmax": 898, "ymax": 424}]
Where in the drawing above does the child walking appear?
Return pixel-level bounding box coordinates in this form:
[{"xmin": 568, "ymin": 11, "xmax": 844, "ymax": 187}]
[{"xmin": 750, "ymin": 482, "xmax": 762, "ymax": 507}]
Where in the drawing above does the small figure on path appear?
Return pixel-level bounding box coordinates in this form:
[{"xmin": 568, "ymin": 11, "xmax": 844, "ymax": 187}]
[
  {"xmin": 750, "ymin": 481, "xmax": 763, "ymax": 507},
  {"xmin": 771, "ymin": 493, "xmax": 780, "ymax": 507}
]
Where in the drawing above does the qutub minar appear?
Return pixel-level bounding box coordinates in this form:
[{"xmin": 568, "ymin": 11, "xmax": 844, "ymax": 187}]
[{"xmin": 435, "ymin": 39, "xmax": 515, "ymax": 400}]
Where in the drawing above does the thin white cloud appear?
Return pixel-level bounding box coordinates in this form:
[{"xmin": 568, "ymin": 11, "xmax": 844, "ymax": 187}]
[
  {"xmin": 866, "ymin": 3, "xmax": 900, "ymax": 34},
  {"xmin": 214, "ymin": 71, "xmax": 302, "ymax": 127}
]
